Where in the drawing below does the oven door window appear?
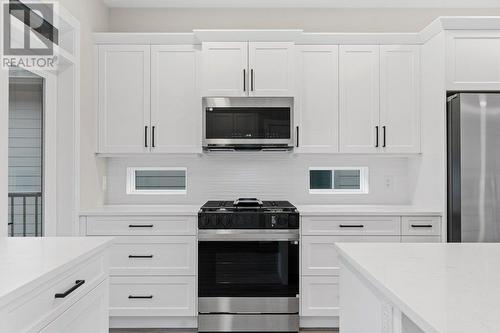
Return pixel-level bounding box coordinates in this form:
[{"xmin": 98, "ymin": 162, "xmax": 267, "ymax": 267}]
[
  {"xmin": 199, "ymin": 241, "xmax": 299, "ymax": 297},
  {"xmin": 205, "ymin": 107, "xmax": 291, "ymax": 140}
]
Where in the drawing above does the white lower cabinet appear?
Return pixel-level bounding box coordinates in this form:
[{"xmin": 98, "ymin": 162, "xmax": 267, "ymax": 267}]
[
  {"xmin": 110, "ymin": 276, "xmax": 196, "ymax": 317},
  {"xmin": 300, "ymin": 214, "xmax": 442, "ymax": 328},
  {"xmin": 81, "ymin": 214, "xmax": 198, "ymax": 329},
  {"xmin": 301, "ymin": 276, "xmax": 339, "ymax": 317},
  {"xmin": 40, "ymin": 281, "xmax": 109, "ymax": 333}
]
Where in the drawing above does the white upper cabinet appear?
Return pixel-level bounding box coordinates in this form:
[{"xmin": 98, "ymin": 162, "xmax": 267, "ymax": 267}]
[
  {"xmin": 201, "ymin": 42, "xmax": 248, "ymax": 97},
  {"xmin": 447, "ymin": 31, "xmax": 500, "ymax": 90},
  {"xmin": 98, "ymin": 45, "xmax": 151, "ymax": 153},
  {"xmin": 339, "ymin": 45, "xmax": 380, "ymax": 153},
  {"xmin": 295, "ymin": 45, "xmax": 339, "ymax": 153},
  {"xmin": 248, "ymin": 42, "xmax": 294, "ymax": 96},
  {"xmin": 202, "ymin": 42, "xmax": 294, "ymax": 97},
  {"xmin": 380, "ymin": 45, "xmax": 421, "ymax": 153},
  {"xmin": 151, "ymin": 45, "xmax": 201, "ymax": 153}
]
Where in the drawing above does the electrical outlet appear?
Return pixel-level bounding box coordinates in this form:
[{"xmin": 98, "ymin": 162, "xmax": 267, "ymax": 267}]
[{"xmin": 384, "ymin": 175, "xmax": 394, "ymax": 190}]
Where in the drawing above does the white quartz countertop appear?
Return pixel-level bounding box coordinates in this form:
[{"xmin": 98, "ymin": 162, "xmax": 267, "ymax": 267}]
[
  {"xmin": 296, "ymin": 205, "xmax": 442, "ymax": 216},
  {"xmin": 80, "ymin": 205, "xmax": 202, "ymax": 216},
  {"xmin": 335, "ymin": 243, "xmax": 500, "ymax": 333},
  {"xmin": 0, "ymin": 237, "xmax": 113, "ymax": 307},
  {"xmin": 80, "ymin": 204, "xmax": 441, "ymax": 216}
]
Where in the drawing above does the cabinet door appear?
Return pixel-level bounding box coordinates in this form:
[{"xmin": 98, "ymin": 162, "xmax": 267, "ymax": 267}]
[
  {"xmin": 302, "ymin": 235, "xmax": 400, "ymax": 276},
  {"xmin": 301, "ymin": 276, "xmax": 339, "ymax": 317},
  {"xmin": 447, "ymin": 31, "xmax": 500, "ymax": 90},
  {"xmin": 249, "ymin": 42, "xmax": 294, "ymax": 97},
  {"xmin": 202, "ymin": 42, "xmax": 248, "ymax": 97},
  {"xmin": 40, "ymin": 280, "xmax": 108, "ymax": 333},
  {"xmin": 295, "ymin": 45, "xmax": 339, "ymax": 153},
  {"xmin": 151, "ymin": 45, "xmax": 201, "ymax": 153},
  {"xmin": 380, "ymin": 45, "xmax": 421, "ymax": 153},
  {"xmin": 98, "ymin": 45, "xmax": 150, "ymax": 153},
  {"xmin": 339, "ymin": 45, "xmax": 380, "ymax": 153}
]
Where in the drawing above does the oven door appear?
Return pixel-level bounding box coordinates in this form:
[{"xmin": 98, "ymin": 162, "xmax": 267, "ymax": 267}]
[{"xmin": 199, "ymin": 242, "xmax": 299, "ymax": 299}]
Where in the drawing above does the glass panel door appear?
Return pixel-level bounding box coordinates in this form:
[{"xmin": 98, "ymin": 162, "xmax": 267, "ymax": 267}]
[{"xmin": 8, "ymin": 68, "xmax": 44, "ymax": 237}]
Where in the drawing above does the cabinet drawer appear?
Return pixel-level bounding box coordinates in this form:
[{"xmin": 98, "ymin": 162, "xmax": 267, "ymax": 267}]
[
  {"xmin": 86, "ymin": 216, "xmax": 196, "ymax": 236},
  {"xmin": 301, "ymin": 276, "xmax": 339, "ymax": 317},
  {"xmin": 3, "ymin": 253, "xmax": 107, "ymax": 333},
  {"xmin": 302, "ymin": 235, "xmax": 400, "ymax": 276},
  {"xmin": 401, "ymin": 216, "xmax": 441, "ymax": 236},
  {"xmin": 110, "ymin": 276, "xmax": 196, "ymax": 317},
  {"xmin": 110, "ymin": 236, "xmax": 196, "ymax": 276},
  {"xmin": 301, "ymin": 216, "xmax": 400, "ymax": 236}
]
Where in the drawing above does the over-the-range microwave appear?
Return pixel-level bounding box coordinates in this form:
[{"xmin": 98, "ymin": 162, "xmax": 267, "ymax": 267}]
[{"xmin": 202, "ymin": 97, "xmax": 295, "ymax": 151}]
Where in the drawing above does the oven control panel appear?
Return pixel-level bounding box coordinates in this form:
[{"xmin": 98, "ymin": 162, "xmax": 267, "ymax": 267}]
[{"xmin": 198, "ymin": 212, "xmax": 299, "ymax": 229}]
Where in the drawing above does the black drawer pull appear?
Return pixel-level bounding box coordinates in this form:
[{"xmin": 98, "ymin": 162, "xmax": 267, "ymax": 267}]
[
  {"xmin": 128, "ymin": 224, "xmax": 154, "ymax": 228},
  {"xmin": 410, "ymin": 224, "xmax": 433, "ymax": 228},
  {"xmin": 55, "ymin": 280, "xmax": 85, "ymax": 299},
  {"xmin": 128, "ymin": 295, "xmax": 153, "ymax": 299},
  {"xmin": 128, "ymin": 255, "xmax": 154, "ymax": 259},
  {"xmin": 339, "ymin": 224, "xmax": 365, "ymax": 228}
]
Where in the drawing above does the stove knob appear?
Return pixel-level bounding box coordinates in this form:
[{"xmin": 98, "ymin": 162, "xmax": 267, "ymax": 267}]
[{"xmin": 198, "ymin": 215, "xmax": 211, "ymax": 228}]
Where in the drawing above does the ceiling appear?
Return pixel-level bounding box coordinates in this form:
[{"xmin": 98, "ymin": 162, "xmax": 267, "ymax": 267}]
[{"xmin": 103, "ymin": 0, "xmax": 500, "ymax": 8}]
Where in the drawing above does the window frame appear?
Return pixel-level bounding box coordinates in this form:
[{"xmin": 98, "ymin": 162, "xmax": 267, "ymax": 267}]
[
  {"xmin": 126, "ymin": 167, "xmax": 187, "ymax": 195},
  {"xmin": 309, "ymin": 167, "xmax": 369, "ymax": 194}
]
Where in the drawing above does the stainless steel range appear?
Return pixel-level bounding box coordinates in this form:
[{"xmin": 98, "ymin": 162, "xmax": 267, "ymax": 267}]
[{"xmin": 198, "ymin": 198, "xmax": 300, "ymax": 332}]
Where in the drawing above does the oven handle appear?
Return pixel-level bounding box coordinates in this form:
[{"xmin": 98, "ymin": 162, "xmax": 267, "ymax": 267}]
[{"xmin": 198, "ymin": 230, "xmax": 299, "ymax": 241}]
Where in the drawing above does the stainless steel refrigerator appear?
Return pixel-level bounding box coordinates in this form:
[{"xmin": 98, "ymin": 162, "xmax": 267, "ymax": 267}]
[{"xmin": 447, "ymin": 93, "xmax": 500, "ymax": 242}]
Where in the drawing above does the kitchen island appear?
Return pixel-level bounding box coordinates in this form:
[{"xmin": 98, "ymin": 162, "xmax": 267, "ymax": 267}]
[
  {"xmin": 336, "ymin": 243, "xmax": 500, "ymax": 333},
  {"xmin": 0, "ymin": 237, "xmax": 113, "ymax": 332}
]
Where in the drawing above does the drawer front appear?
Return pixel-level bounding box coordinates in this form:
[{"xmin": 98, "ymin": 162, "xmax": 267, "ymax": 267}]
[
  {"xmin": 301, "ymin": 276, "xmax": 339, "ymax": 317},
  {"xmin": 401, "ymin": 216, "xmax": 441, "ymax": 236},
  {"xmin": 402, "ymin": 236, "xmax": 442, "ymax": 243},
  {"xmin": 86, "ymin": 216, "xmax": 196, "ymax": 236},
  {"xmin": 2, "ymin": 253, "xmax": 107, "ymax": 333},
  {"xmin": 302, "ymin": 235, "xmax": 400, "ymax": 276},
  {"xmin": 110, "ymin": 276, "xmax": 196, "ymax": 317},
  {"xmin": 110, "ymin": 236, "xmax": 196, "ymax": 276},
  {"xmin": 301, "ymin": 216, "xmax": 400, "ymax": 236}
]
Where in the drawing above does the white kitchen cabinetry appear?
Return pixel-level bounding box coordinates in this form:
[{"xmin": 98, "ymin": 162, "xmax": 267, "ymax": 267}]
[
  {"xmin": 98, "ymin": 45, "xmax": 151, "ymax": 153},
  {"xmin": 81, "ymin": 214, "xmax": 197, "ymax": 329},
  {"xmin": 380, "ymin": 45, "xmax": 421, "ymax": 153},
  {"xmin": 339, "ymin": 45, "xmax": 380, "ymax": 153},
  {"xmin": 98, "ymin": 45, "xmax": 201, "ymax": 154},
  {"xmin": 339, "ymin": 45, "xmax": 421, "ymax": 154},
  {"xmin": 300, "ymin": 214, "xmax": 441, "ymax": 328},
  {"xmin": 295, "ymin": 45, "xmax": 339, "ymax": 153},
  {"xmin": 202, "ymin": 42, "xmax": 294, "ymax": 97},
  {"xmin": 151, "ymin": 45, "xmax": 201, "ymax": 153},
  {"xmin": 447, "ymin": 31, "xmax": 500, "ymax": 90}
]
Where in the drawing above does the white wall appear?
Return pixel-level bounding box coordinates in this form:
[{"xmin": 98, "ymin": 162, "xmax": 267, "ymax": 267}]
[
  {"xmin": 56, "ymin": 0, "xmax": 109, "ymax": 210},
  {"xmin": 105, "ymin": 154, "xmax": 410, "ymax": 206},
  {"xmin": 108, "ymin": 8, "xmax": 500, "ymax": 32}
]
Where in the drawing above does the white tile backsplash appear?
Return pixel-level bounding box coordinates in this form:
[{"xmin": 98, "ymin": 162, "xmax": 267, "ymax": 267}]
[{"xmin": 105, "ymin": 153, "xmax": 410, "ymax": 205}]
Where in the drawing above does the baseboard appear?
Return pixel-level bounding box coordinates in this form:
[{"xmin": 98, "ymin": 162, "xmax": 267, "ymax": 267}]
[
  {"xmin": 300, "ymin": 316, "xmax": 339, "ymax": 328},
  {"xmin": 110, "ymin": 316, "xmax": 197, "ymax": 329}
]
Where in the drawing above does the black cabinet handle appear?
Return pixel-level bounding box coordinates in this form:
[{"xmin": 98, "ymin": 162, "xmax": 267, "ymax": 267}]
[
  {"xmin": 296, "ymin": 126, "xmax": 300, "ymax": 148},
  {"xmin": 339, "ymin": 224, "xmax": 365, "ymax": 228},
  {"xmin": 243, "ymin": 69, "xmax": 246, "ymax": 92},
  {"xmin": 144, "ymin": 126, "xmax": 148, "ymax": 148},
  {"xmin": 128, "ymin": 224, "xmax": 154, "ymax": 228},
  {"xmin": 128, "ymin": 255, "xmax": 154, "ymax": 259},
  {"xmin": 410, "ymin": 224, "xmax": 433, "ymax": 228},
  {"xmin": 251, "ymin": 69, "xmax": 254, "ymax": 92},
  {"xmin": 382, "ymin": 126, "xmax": 386, "ymax": 148},
  {"xmin": 55, "ymin": 280, "xmax": 85, "ymax": 299},
  {"xmin": 152, "ymin": 126, "xmax": 156, "ymax": 148},
  {"xmin": 375, "ymin": 126, "xmax": 379, "ymax": 148},
  {"xmin": 128, "ymin": 295, "xmax": 153, "ymax": 299}
]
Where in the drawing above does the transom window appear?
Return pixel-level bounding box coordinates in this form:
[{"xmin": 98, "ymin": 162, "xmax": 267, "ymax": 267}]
[
  {"xmin": 126, "ymin": 167, "xmax": 187, "ymax": 195},
  {"xmin": 309, "ymin": 167, "xmax": 368, "ymax": 194}
]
